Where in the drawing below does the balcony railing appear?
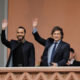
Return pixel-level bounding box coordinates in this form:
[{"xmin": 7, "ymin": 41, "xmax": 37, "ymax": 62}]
[{"xmin": 0, "ymin": 67, "xmax": 80, "ymax": 80}]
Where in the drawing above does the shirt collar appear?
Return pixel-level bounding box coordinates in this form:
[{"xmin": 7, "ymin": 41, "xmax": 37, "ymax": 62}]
[
  {"xmin": 23, "ymin": 39, "xmax": 26, "ymax": 43},
  {"xmin": 54, "ymin": 40, "xmax": 61, "ymax": 44},
  {"xmin": 18, "ymin": 39, "xmax": 26, "ymax": 43}
]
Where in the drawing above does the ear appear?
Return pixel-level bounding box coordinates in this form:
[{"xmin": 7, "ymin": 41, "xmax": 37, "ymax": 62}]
[{"xmin": 51, "ymin": 35, "xmax": 53, "ymax": 38}]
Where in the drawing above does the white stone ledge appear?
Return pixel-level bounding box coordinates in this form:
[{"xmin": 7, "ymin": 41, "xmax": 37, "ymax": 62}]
[{"xmin": 0, "ymin": 67, "xmax": 80, "ymax": 73}]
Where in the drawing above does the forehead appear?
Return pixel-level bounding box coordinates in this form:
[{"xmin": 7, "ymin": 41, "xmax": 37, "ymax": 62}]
[
  {"xmin": 17, "ymin": 28, "xmax": 24, "ymax": 32},
  {"xmin": 54, "ymin": 30, "xmax": 61, "ymax": 33}
]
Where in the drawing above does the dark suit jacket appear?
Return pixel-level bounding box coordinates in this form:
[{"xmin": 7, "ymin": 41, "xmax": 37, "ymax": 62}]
[
  {"xmin": 1, "ymin": 30, "xmax": 35, "ymax": 67},
  {"xmin": 69, "ymin": 60, "xmax": 80, "ymax": 66},
  {"xmin": 33, "ymin": 31, "xmax": 70, "ymax": 66}
]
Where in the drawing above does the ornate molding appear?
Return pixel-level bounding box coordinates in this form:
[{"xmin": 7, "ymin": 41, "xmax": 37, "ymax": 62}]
[{"xmin": 0, "ymin": 67, "xmax": 80, "ymax": 80}]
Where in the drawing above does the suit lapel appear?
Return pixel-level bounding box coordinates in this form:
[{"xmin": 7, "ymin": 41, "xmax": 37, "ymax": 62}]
[
  {"xmin": 46, "ymin": 38, "xmax": 54, "ymax": 49},
  {"xmin": 12, "ymin": 41, "xmax": 23, "ymax": 51},
  {"xmin": 53, "ymin": 41, "xmax": 63, "ymax": 59}
]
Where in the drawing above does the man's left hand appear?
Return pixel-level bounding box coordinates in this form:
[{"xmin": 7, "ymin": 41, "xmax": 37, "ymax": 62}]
[{"xmin": 51, "ymin": 63, "xmax": 58, "ymax": 67}]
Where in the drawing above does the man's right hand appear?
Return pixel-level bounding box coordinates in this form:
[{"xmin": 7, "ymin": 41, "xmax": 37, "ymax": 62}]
[
  {"xmin": 32, "ymin": 18, "xmax": 38, "ymax": 28},
  {"xmin": 66, "ymin": 60, "xmax": 71, "ymax": 65},
  {"xmin": 2, "ymin": 19, "xmax": 8, "ymax": 30}
]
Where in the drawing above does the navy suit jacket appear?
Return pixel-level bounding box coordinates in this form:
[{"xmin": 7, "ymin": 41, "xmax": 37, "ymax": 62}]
[
  {"xmin": 33, "ymin": 31, "xmax": 70, "ymax": 66},
  {"xmin": 1, "ymin": 30, "xmax": 35, "ymax": 67},
  {"xmin": 67, "ymin": 60, "xmax": 80, "ymax": 66}
]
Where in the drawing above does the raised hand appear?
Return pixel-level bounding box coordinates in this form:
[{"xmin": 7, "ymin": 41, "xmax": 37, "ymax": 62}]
[
  {"xmin": 2, "ymin": 19, "xmax": 8, "ymax": 30},
  {"xmin": 32, "ymin": 18, "xmax": 38, "ymax": 28}
]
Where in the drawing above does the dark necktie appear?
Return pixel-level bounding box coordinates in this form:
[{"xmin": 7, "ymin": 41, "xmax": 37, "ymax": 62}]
[{"xmin": 50, "ymin": 42, "xmax": 57, "ymax": 63}]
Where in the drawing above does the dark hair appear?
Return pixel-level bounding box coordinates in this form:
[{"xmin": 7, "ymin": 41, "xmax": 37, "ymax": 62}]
[
  {"xmin": 51, "ymin": 26, "xmax": 64, "ymax": 39},
  {"xmin": 18, "ymin": 26, "xmax": 26, "ymax": 33},
  {"xmin": 70, "ymin": 48, "xmax": 75, "ymax": 53}
]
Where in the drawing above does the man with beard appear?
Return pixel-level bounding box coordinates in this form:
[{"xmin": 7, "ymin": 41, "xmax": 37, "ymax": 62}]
[{"xmin": 1, "ymin": 19, "xmax": 35, "ymax": 67}]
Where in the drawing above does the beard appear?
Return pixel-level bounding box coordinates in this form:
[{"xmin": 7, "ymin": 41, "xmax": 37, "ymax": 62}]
[{"xmin": 17, "ymin": 36, "xmax": 25, "ymax": 42}]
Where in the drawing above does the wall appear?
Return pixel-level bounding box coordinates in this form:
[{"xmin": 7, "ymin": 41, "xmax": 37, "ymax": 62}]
[{"xmin": 8, "ymin": 0, "xmax": 80, "ymax": 65}]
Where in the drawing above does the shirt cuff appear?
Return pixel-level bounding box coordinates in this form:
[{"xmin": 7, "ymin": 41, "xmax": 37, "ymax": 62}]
[
  {"xmin": 70, "ymin": 59, "xmax": 75, "ymax": 64},
  {"xmin": 2, "ymin": 30, "xmax": 5, "ymax": 33},
  {"xmin": 56, "ymin": 63, "xmax": 58, "ymax": 66},
  {"xmin": 33, "ymin": 28, "xmax": 37, "ymax": 33},
  {"xmin": 2, "ymin": 30, "xmax": 5, "ymax": 31}
]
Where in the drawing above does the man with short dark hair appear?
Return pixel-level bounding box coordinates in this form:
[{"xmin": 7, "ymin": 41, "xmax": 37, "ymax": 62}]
[
  {"xmin": 32, "ymin": 18, "xmax": 70, "ymax": 66},
  {"xmin": 1, "ymin": 19, "xmax": 35, "ymax": 67}
]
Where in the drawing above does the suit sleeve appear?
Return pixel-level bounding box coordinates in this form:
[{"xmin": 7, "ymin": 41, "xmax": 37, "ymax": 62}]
[
  {"xmin": 57, "ymin": 44, "xmax": 70, "ymax": 66},
  {"xmin": 70, "ymin": 60, "xmax": 80, "ymax": 66},
  {"xmin": 1, "ymin": 30, "xmax": 11, "ymax": 48},
  {"xmin": 32, "ymin": 31, "xmax": 46, "ymax": 46},
  {"xmin": 29, "ymin": 44, "xmax": 35, "ymax": 66}
]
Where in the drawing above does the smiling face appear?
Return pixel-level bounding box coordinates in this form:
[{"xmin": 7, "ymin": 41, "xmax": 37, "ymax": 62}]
[
  {"xmin": 52, "ymin": 30, "xmax": 62, "ymax": 42},
  {"xmin": 51, "ymin": 26, "xmax": 63, "ymax": 42},
  {"xmin": 16, "ymin": 28, "xmax": 25, "ymax": 41}
]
